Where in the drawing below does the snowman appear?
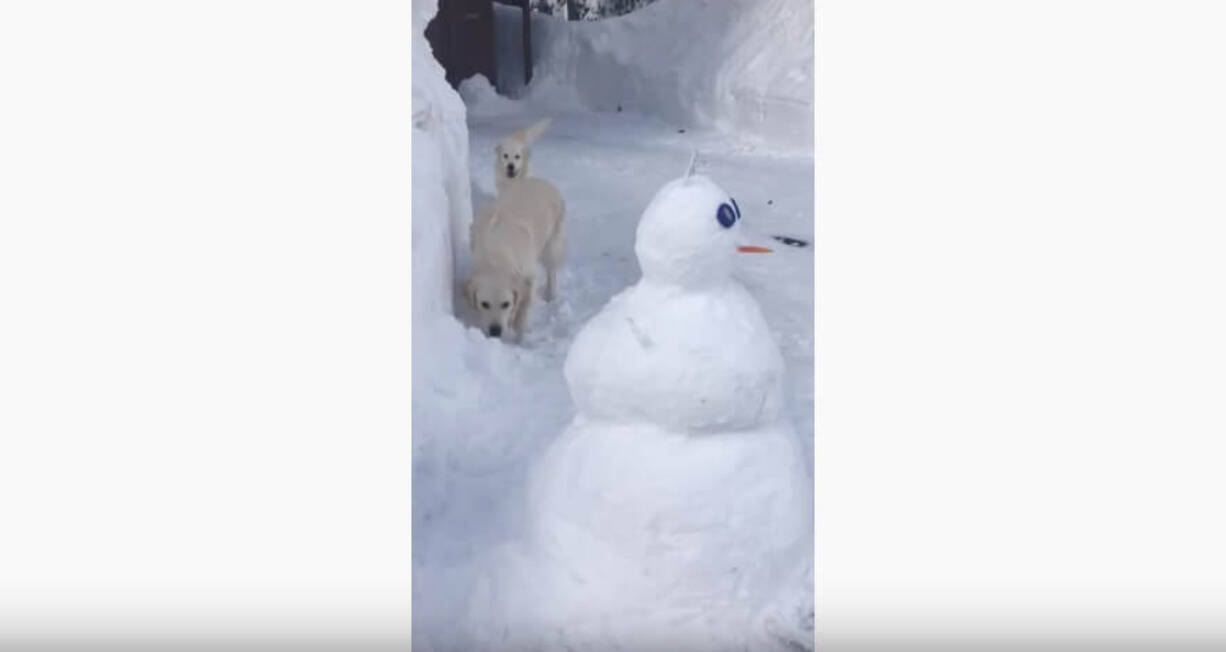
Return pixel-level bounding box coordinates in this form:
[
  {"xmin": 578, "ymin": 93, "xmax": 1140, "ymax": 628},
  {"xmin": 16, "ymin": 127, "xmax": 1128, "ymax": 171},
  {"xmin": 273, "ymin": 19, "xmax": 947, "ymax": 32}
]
[{"xmin": 516, "ymin": 164, "xmax": 813, "ymax": 651}]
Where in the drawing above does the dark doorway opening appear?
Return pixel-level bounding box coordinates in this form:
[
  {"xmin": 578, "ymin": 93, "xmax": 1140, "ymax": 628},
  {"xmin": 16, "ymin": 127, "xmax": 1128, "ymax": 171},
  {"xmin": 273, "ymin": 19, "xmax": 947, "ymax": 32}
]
[{"xmin": 425, "ymin": 0, "xmax": 533, "ymax": 90}]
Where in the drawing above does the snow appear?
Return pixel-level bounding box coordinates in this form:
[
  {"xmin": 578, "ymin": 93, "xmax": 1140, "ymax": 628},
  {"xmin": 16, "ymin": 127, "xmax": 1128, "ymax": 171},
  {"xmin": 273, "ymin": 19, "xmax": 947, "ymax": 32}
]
[
  {"xmin": 475, "ymin": 169, "xmax": 814, "ymax": 651},
  {"xmin": 566, "ymin": 280, "xmax": 785, "ymax": 431},
  {"xmin": 413, "ymin": 1, "xmax": 814, "ymax": 650},
  {"xmin": 499, "ymin": 0, "xmax": 814, "ymax": 150},
  {"xmin": 563, "ymin": 174, "xmax": 788, "ymax": 432},
  {"xmin": 632, "ymin": 174, "xmax": 748, "ymax": 288},
  {"xmin": 413, "ymin": 114, "xmax": 814, "ymax": 650},
  {"xmin": 457, "ymin": 72, "xmax": 519, "ymax": 119},
  {"xmin": 412, "ymin": 0, "xmax": 473, "ymax": 319},
  {"xmin": 522, "ymin": 420, "xmax": 811, "ymax": 651}
]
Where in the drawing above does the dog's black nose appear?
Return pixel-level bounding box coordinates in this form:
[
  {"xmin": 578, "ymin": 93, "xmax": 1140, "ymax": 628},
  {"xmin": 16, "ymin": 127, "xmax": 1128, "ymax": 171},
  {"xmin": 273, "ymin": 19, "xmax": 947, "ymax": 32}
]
[
  {"xmin": 506, "ymin": 164, "xmax": 516, "ymax": 178},
  {"xmin": 488, "ymin": 324, "xmax": 502, "ymax": 337}
]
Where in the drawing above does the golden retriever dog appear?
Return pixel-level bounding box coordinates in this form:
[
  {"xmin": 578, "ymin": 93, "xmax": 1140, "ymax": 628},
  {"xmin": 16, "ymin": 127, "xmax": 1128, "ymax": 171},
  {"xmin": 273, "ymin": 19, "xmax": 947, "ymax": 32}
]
[
  {"xmin": 464, "ymin": 176, "xmax": 565, "ymax": 342},
  {"xmin": 494, "ymin": 118, "xmax": 551, "ymax": 194}
]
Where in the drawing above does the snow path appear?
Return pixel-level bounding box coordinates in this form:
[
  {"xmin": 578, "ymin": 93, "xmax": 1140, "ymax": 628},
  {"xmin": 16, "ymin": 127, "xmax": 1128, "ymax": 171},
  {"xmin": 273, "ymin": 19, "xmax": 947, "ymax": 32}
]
[{"xmin": 412, "ymin": 106, "xmax": 813, "ymax": 649}]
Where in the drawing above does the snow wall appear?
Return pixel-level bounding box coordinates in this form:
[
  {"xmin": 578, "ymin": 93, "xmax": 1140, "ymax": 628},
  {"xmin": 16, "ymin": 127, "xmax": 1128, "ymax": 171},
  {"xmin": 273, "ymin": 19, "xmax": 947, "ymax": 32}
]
[
  {"xmin": 412, "ymin": 0, "xmax": 472, "ymax": 322},
  {"xmin": 513, "ymin": 0, "xmax": 814, "ymax": 150},
  {"xmin": 412, "ymin": 0, "xmax": 485, "ymax": 439}
]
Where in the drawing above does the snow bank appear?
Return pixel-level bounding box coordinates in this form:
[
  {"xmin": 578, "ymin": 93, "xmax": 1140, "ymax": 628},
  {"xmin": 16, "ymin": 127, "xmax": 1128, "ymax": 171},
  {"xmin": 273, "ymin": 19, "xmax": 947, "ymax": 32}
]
[
  {"xmin": 414, "ymin": 9, "xmax": 583, "ymax": 650},
  {"xmin": 410, "ymin": 0, "xmax": 479, "ymax": 420},
  {"xmin": 456, "ymin": 73, "xmax": 520, "ymax": 120},
  {"xmin": 411, "ymin": 4, "xmax": 490, "ymax": 646},
  {"xmin": 521, "ymin": 0, "xmax": 814, "ymax": 149},
  {"xmin": 413, "ymin": 0, "xmax": 473, "ymax": 320}
]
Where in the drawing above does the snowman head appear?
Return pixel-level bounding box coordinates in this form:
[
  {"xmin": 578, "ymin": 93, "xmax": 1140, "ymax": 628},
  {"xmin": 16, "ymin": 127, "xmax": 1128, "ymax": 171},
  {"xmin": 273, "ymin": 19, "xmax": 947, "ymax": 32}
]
[{"xmin": 634, "ymin": 174, "xmax": 770, "ymax": 287}]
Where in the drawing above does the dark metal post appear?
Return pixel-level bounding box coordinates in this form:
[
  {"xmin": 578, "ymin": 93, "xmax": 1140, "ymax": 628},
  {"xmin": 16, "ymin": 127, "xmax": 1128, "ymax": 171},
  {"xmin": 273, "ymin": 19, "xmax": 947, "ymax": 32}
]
[{"xmin": 522, "ymin": 0, "xmax": 532, "ymax": 84}]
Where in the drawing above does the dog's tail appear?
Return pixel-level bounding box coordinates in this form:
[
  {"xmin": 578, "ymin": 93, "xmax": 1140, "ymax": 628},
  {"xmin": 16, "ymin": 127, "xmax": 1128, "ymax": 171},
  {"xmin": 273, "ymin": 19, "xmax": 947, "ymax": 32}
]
[{"xmin": 514, "ymin": 118, "xmax": 552, "ymax": 144}]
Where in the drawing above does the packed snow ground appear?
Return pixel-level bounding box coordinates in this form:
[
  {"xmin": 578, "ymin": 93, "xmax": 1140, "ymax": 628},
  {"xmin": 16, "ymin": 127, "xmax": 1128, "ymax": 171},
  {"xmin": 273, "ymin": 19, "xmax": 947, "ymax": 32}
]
[{"xmin": 412, "ymin": 87, "xmax": 814, "ymax": 649}]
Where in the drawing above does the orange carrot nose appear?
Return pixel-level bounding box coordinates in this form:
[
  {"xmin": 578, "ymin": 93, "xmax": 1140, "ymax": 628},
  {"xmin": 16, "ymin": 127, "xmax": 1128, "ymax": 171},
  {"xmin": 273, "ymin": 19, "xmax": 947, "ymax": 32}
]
[{"xmin": 737, "ymin": 245, "xmax": 773, "ymax": 254}]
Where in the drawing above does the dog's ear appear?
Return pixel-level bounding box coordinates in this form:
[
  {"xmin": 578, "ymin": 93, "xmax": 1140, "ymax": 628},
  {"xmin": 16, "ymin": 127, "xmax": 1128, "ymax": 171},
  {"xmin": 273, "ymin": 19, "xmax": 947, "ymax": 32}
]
[
  {"xmin": 513, "ymin": 275, "xmax": 532, "ymax": 307},
  {"xmin": 462, "ymin": 277, "xmax": 477, "ymax": 310}
]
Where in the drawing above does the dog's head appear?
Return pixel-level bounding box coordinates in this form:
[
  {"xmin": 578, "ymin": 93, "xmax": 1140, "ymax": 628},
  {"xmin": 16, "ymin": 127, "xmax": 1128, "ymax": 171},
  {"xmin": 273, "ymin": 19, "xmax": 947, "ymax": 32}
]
[
  {"xmin": 495, "ymin": 118, "xmax": 551, "ymax": 187},
  {"xmin": 495, "ymin": 139, "xmax": 531, "ymax": 183},
  {"xmin": 464, "ymin": 272, "xmax": 529, "ymax": 340}
]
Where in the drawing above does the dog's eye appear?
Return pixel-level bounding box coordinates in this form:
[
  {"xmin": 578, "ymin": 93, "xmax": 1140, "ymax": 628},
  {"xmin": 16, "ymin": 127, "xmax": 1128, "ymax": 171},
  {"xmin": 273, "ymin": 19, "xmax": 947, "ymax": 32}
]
[
  {"xmin": 481, "ymin": 301, "xmax": 490, "ymax": 309},
  {"xmin": 514, "ymin": 154, "xmax": 521, "ymax": 160},
  {"xmin": 716, "ymin": 203, "xmax": 737, "ymax": 228},
  {"xmin": 500, "ymin": 301, "xmax": 510, "ymax": 309}
]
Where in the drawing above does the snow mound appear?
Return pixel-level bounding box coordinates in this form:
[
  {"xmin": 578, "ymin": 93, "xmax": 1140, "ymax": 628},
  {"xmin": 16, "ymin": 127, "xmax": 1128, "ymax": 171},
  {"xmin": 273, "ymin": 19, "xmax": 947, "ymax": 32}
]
[
  {"xmin": 413, "ymin": 0, "xmax": 474, "ymax": 317},
  {"xmin": 530, "ymin": 421, "xmax": 811, "ymax": 651},
  {"xmin": 457, "ymin": 74, "xmax": 521, "ymax": 118},
  {"xmin": 411, "ymin": 7, "xmax": 503, "ymax": 646},
  {"xmin": 413, "ymin": 0, "xmax": 482, "ymax": 448},
  {"xmin": 523, "ymin": 0, "xmax": 813, "ymax": 150}
]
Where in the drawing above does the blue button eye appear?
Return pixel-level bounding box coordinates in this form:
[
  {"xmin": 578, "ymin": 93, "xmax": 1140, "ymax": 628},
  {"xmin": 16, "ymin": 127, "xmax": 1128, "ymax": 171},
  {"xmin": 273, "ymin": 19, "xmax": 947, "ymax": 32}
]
[
  {"xmin": 716, "ymin": 203, "xmax": 737, "ymax": 228},
  {"xmin": 731, "ymin": 198, "xmax": 741, "ymax": 220}
]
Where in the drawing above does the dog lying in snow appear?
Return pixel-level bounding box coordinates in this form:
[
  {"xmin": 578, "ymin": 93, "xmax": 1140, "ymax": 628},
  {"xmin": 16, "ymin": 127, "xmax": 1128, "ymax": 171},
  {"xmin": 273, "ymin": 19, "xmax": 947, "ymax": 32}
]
[
  {"xmin": 464, "ymin": 176, "xmax": 565, "ymax": 342},
  {"xmin": 493, "ymin": 118, "xmax": 551, "ymax": 194}
]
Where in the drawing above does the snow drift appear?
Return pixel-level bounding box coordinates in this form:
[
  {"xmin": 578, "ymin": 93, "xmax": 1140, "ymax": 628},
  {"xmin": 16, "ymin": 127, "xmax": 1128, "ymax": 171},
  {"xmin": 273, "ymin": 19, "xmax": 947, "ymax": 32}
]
[
  {"xmin": 413, "ymin": 0, "xmax": 487, "ymax": 478},
  {"xmin": 413, "ymin": 0, "xmax": 472, "ymax": 321},
  {"xmin": 513, "ymin": 0, "xmax": 814, "ymax": 150}
]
